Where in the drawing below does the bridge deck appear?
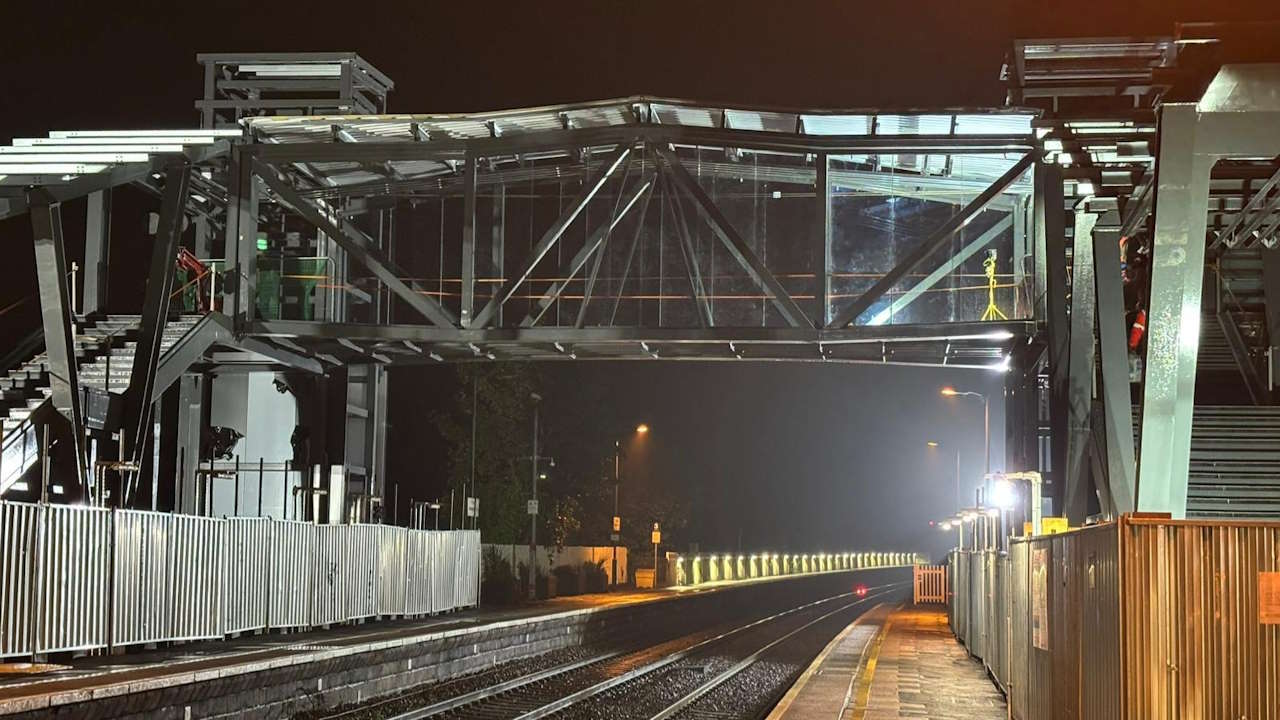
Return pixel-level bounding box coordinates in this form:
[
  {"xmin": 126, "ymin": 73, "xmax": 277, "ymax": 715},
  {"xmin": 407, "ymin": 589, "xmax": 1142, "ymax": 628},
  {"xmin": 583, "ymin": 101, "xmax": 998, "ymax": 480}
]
[{"xmin": 771, "ymin": 605, "xmax": 1005, "ymax": 720}]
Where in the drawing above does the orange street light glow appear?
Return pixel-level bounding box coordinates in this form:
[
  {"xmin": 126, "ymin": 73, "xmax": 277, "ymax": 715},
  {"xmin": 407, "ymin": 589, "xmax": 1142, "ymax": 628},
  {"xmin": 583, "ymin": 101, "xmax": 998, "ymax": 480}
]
[
  {"xmin": 636, "ymin": 424, "xmax": 650, "ymax": 434},
  {"xmin": 927, "ymin": 441, "xmax": 940, "ymax": 448},
  {"xmin": 940, "ymin": 387, "xmax": 958, "ymax": 397}
]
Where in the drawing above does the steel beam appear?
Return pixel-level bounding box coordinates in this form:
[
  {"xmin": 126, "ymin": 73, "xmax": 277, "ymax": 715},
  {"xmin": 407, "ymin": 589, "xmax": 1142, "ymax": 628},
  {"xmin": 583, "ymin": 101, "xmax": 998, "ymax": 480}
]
[
  {"xmin": 1261, "ymin": 248, "xmax": 1280, "ymax": 387},
  {"xmin": 27, "ymin": 189, "xmax": 87, "ymax": 495},
  {"xmin": 150, "ymin": 312, "xmax": 235, "ymax": 403},
  {"xmin": 1037, "ymin": 162, "xmax": 1070, "ymax": 514},
  {"xmin": 868, "ymin": 215, "xmax": 1013, "ymax": 325},
  {"xmin": 657, "ymin": 146, "xmax": 809, "ymax": 328},
  {"xmin": 223, "ymin": 150, "xmax": 259, "ymax": 325},
  {"xmin": 491, "ymin": 183, "xmax": 505, "ymax": 326},
  {"xmin": 665, "ymin": 174, "xmax": 714, "ymax": 328},
  {"xmin": 577, "ymin": 153, "xmax": 637, "ymax": 328},
  {"xmin": 1216, "ymin": 296, "xmax": 1266, "ymax": 404},
  {"xmin": 608, "ymin": 181, "xmax": 656, "ymax": 326},
  {"xmin": 245, "ymin": 127, "xmax": 1034, "ymax": 164},
  {"xmin": 461, "ymin": 152, "xmax": 477, "ymax": 327},
  {"xmin": 1211, "ymin": 164, "xmax": 1280, "ymax": 249},
  {"xmin": 815, "ymin": 154, "xmax": 832, "ymax": 326},
  {"xmin": 473, "ymin": 143, "xmax": 632, "ymax": 328},
  {"xmin": 125, "ymin": 162, "xmax": 193, "ymax": 498},
  {"xmin": 521, "ymin": 178, "xmax": 652, "ymax": 327},
  {"xmin": 83, "ymin": 189, "xmax": 111, "ymax": 316},
  {"xmin": 1136, "ymin": 104, "xmax": 1214, "ymax": 517},
  {"xmin": 1063, "ymin": 209, "xmax": 1098, "ymax": 524},
  {"xmin": 1092, "ymin": 220, "xmax": 1136, "ymax": 515},
  {"xmin": 829, "ymin": 152, "xmax": 1035, "ymax": 328},
  {"xmin": 253, "ymin": 158, "xmax": 457, "ymax": 328}
]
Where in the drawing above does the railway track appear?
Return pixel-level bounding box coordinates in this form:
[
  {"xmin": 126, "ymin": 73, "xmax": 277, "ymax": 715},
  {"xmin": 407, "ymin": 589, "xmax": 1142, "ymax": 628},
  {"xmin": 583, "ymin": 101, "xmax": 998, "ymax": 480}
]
[{"xmin": 327, "ymin": 581, "xmax": 904, "ymax": 720}]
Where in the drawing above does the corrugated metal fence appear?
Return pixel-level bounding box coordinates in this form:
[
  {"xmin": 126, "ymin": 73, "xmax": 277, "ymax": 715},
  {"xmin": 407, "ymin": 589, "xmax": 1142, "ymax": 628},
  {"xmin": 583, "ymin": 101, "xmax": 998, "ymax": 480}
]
[
  {"xmin": 949, "ymin": 515, "xmax": 1280, "ymax": 720},
  {"xmin": 0, "ymin": 501, "xmax": 480, "ymax": 658}
]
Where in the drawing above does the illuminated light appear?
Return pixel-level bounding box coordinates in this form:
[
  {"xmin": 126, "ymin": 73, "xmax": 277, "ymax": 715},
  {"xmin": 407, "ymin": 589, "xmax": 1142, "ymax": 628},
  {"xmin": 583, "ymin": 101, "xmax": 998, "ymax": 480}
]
[
  {"xmin": 926, "ymin": 441, "xmax": 940, "ymax": 448},
  {"xmin": 986, "ymin": 507, "xmax": 1001, "ymax": 517},
  {"xmin": 635, "ymin": 424, "xmax": 649, "ymax": 434},
  {"xmin": 990, "ymin": 478, "xmax": 1017, "ymax": 509},
  {"xmin": 0, "ymin": 163, "xmax": 110, "ymax": 174},
  {"xmin": 0, "ymin": 153, "xmax": 150, "ymax": 163},
  {"xmin": 1180, "ymin": 311, "xmax": 1201, "ymax": 355},
  {"xmin": 0, "ymin": 145, "xmax": 184, "ymax": 155},
  {"xmin": 941, "ymin": 521, "xmax": 953, "ymax": 530},
  {"xmin": 940, "ymin": 387, "xmax": 958, "ymax": 397},
  {"xmin": 539, "ymin": 473, "xmax": 547, "ymax": 480},
  {"xmin": 238, "ymin": 63, "xmax": 343, "ymax": 77},
  {"xmin": 50, "ymin": 128, "xmax": 242, "ymax": 138},
  {"xmin": 1057, "ymin": 152, "xmax": 1074, "ymax": 166},
  {"xmin": 1043, "ymin": 139, "xmax": 1064, "ymax": 153},
  {"xmin": 1076, "ymin": 180, "xmax": 1096, "ymax": 195},
  {"xmin": 987, "ymin": 354, "xmax": 1013, "ymax": 373}
]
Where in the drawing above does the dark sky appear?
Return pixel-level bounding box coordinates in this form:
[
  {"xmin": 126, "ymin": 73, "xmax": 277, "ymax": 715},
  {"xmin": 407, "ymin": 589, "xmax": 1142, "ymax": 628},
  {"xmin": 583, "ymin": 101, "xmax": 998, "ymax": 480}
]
[{"xmin": 4, "ymin": 0, "xmax": 1279, "ymax": 558}]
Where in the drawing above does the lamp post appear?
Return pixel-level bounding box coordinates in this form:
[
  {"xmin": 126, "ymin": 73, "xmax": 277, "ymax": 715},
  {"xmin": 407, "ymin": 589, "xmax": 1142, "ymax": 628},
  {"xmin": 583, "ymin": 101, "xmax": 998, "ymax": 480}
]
[
  {"xmin": 940, "ymin": 387, "xmax": 991, "ymax": 477},
  {"xmin": 612, "ymin": 423, "xmax": 649, "ymax": 589},
  {"xmin": 528, "ymin": 393, "xmax": 542, "ymax": 601}
]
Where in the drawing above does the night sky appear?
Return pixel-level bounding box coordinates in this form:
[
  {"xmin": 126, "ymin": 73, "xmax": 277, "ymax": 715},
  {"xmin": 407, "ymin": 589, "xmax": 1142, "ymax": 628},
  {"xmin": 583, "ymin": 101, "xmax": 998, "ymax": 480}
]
[{"xmin": 4, "ymin": 0, "xmax": 1278, "ymax": 558}]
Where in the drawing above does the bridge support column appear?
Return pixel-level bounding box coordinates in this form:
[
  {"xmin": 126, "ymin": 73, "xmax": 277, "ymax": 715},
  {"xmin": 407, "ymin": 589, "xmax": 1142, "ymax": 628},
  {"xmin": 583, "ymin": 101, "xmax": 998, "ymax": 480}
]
[
  {"xmin": 1063, "ymin": 209, "xmax": 1097, "ymax": 523},
  {"xmin": 83, "ymin": 189, "xmax": 111, "ymax": 316},
  {"xmin": 1035, "ymin": 162, "xmax": 1069, "ymax": 514},
  {"xmin": 175, "ymin": 373, "xmax": 204, "ymax": 515},
  {"xmin": 1093, "ymin": 216, "xmax": 1136, "ymax": 515},
  {"xmin": 124, "ymin": 161, "xmax": 192, "ymax": 505},
  {"xmin": 27, "ymin": 189, "xmax": 88, "ymax": 496}
]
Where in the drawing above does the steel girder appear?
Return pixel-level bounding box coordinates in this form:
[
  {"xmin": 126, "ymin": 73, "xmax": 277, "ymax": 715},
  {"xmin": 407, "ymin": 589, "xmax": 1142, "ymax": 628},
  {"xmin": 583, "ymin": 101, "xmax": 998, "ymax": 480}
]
[
  {"xmin": 124, "ymin": 161, "xmax": 193, "ymax": 502},
  {"xmin": 1137, "ymin": 65, "xmax": 1280, "ymax": 517},
  {"xmin": 1092, "ymin": 218, "xmax": 1136, "ymax": 515},
  {"xmin": 1063, "ymin": 209, "xmax": 1098, "ymax": 523},
  {"xmin": 27, "ymin": 189, "xmax": 88, "ymax": 496}
]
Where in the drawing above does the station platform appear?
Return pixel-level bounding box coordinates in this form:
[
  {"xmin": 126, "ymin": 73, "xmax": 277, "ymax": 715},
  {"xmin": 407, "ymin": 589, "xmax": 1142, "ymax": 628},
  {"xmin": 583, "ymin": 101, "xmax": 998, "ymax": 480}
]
[
  {"xmin": 0, "ymin": 588, "xmax": 669, "ymax": 717},
  {"xmin": 769, "ymin": 605, "xmax": 1005, "ymax": 720}
]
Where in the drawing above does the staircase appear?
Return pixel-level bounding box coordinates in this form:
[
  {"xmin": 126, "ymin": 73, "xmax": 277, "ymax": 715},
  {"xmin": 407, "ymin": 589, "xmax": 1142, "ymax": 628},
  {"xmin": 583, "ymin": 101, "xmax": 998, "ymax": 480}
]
[{"xmin": 0, "ymin": 314, "xmax": 204, "ymax": 494}]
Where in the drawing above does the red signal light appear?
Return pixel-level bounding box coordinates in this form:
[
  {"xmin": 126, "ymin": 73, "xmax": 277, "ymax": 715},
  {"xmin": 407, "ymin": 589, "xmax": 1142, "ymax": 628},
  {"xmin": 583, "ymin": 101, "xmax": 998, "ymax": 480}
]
[{"xmin": 855, "ymin": 584, "xmax": 868, "ymax": 597}]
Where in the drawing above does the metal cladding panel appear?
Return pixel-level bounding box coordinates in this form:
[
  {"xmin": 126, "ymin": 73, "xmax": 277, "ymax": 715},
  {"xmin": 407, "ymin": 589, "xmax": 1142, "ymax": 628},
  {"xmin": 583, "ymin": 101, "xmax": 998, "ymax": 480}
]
[
  {"xmin": 312, "ymin": 524, "xmax": 348, "ymax": 625},
  {"xmin": 983, "ymin": 552, "xmax": 999, "ymax": 671},
  {"xmin": 37, "ymin": 504, "xmax": 110, "ymax": 653},
  {"xmin": 0, "ymin": 502, "xmax": 37, "ymax": 655},
  {"xmin": 377, "ymin": 525, "xmax": 407, "ymax": 616},
  {"xmin": 111, "ymin": 510, "xmax": 170, "ymax": 647},
  {"xmin": 968, "ymin": 550, "xmax": 985, "ymax": 659},
  {"xmin": 953, "ymin": 551, "xmax": 969, "ymax": 643},
  {"xmin": 269, "ymin": 520, "xmax": 314, "ymax": 628},
  {"xmin": 1077, "ymin": 524, "xmax": 1121, "ymax": 720},
  {"xmin": 430, "ymin": 532, "xmax": 458, "ymax": 613},
  {"xmin": 1008, "ymin": 541, "xmax": 1030, "ymax": 720},
  {"xmin": 1119, "ymin": 517, "xmax": 1280, "ymax": 720},
  {"xmin": 224, "ymin": 517, "xmax": 270, "ymax": 634},
  {"xmin": 1049, "ymin": 533, "xmax": 1081, "ymax": 720},
  {"xmin": 403, "ymin": 530, "xmax": 433, "ymax": 615},
  {"xmin": 1023, "ymin": 534, "xmax": 1056, "ymax": 720},
  {"xmin": 345, "ymin": 524, "xmax": 379, "ymax": 620},
  {"xmin": 987, "ymin": 553, "xmax": 1010, "ymax": 691},
  {"xmin": 168, "ymin": 514, "xmax": 224, "ymax": 641}
]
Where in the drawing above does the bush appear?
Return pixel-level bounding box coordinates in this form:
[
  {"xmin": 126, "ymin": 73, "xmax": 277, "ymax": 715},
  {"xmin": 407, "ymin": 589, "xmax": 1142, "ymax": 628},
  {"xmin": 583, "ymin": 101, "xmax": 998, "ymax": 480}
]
[
  {"xmin": 582, "ymin": 560, "xmax": 609, "ymax": 593},
  {"xmin": 481, "ymin": 548, "xmax": 519, "ymax": 606},
  {"xmin": 553, "ymin": 564, "xmax": 581, "ymax": 596}
]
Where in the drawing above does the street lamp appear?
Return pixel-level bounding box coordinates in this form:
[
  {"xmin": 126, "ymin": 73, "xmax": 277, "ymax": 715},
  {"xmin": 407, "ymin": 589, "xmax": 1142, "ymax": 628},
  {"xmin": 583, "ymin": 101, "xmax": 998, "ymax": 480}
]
[
  {"xmin": 612, "ymin": 423, "xmax": 650, "ymax": 588},
  {"xmin": 940, "ymin": 387, "xmax": 991, "ymax": 476}
]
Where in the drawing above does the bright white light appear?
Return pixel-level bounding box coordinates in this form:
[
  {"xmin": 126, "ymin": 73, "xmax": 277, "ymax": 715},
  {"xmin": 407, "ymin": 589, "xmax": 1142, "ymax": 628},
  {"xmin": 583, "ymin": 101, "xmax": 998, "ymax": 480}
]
[
  {"xmin": 1057, "ymin": 152, "xmax": 1073, "ymax": 166},
  {"xmin": 1076, "ymin": 181, "xmax": 1095, "ymax": 195},
  {"xmin": 0, "ymin": 163, "xmax": 110, "ymax": 175},
  {"xmin": 0, "ymin": 145, "xmax": 183, "ymax": 154},
  {"xmin": 940, "ymin": 521, "xmax": 953, "ymax": 530},
  {"xmin": 986, "ymin": 507, "xmax": 1001, "ymax": 517},
  {"xmin": 50, "ymin": 129, "xmax": 242, "ymax": 138},
  {"xmin": 1044, "ymin": 139, "xmax": 1064, "ymax": 152},
  {"xmin": 990, "ymin": 479, "xmax": 1016, "ymax": 510}
]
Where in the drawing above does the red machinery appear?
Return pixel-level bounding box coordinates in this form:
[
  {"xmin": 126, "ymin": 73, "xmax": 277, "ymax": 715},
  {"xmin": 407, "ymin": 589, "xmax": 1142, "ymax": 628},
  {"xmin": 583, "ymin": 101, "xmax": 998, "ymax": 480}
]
[{"xmin": 175, "ymin": 247, "xmax": 210, "ymax": 312}]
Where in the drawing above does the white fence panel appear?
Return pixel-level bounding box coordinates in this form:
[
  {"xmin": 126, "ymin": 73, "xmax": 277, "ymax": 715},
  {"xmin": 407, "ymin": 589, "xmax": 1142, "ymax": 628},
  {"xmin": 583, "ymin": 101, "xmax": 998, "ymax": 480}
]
[
  {"xmin": 269, "ymin": 519, "xmax": 313, "ymax": 629},
  {"xmin": 168, "ymin": 514, "xmax": 224, "ymax": 641},
  {"xmin": 312, "ymin": 524, "xmax": 348, "ymax": 625},
  {"xmin": 454, "ymin": 530, "xmax": 479, "ymax": 609},
  {"xmin": 112, "ymin": 510, "xmax": 170, "ymax": 647},
  {"xmin": 223, "ymin": 517, "xmax": 270, "ymax": 634},
  {"xmin": 403, "ymin": 530, "xmax": 433, "ymax": 615},
  {"xmin": 377, "ymin": 525, "xmax": 407, "ymax": 616},
  {"xmin": 0, "ymin": 502, "xmax": 37, "ymax": 656},
  {"xmin": 430, "ymin": 532, "xmax": 458, "ymax": 613},
  {"xmin": 37, "ymin": 504, "xmax": 110, "ymax": 653},
  {"xmin": 346, "ymin": 524, "xmax": 379, "ymax": 620}
]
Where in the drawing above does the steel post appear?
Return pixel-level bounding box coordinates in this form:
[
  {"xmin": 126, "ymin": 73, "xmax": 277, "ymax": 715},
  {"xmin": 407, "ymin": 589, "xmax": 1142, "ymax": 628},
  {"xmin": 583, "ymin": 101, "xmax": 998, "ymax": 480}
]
[
  {"xmin": 1136, "ymin": 104, "xmax": 1213, "ymax": 517},
  {"xmin": 83, "ymin": 189, "xmax": 111, "ymax": 316},
  {"xmin": 27, "ymin": 190, "xmax": 88, "ymax": 496},
  {"xmin": 1092, "ymin": 219, "xmax": 1137, "ymax": 514},
  {"xmin": 1063, "ymin": 209, "xmax": 1098, "ymax": 523}
]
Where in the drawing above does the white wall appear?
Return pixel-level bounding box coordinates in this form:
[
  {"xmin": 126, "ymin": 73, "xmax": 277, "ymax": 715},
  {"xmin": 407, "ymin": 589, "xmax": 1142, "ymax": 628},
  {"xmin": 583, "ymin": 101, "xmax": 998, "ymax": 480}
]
[{"xmin": 208, "ymin": 373, "xmax": 300, "ymax": 518}]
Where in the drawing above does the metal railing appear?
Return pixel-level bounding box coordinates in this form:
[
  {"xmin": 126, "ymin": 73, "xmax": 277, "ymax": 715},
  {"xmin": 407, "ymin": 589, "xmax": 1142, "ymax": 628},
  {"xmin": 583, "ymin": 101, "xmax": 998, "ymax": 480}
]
[
  {"xmin": 0, "ymin": 500, "xmax": 480, "ymax": 658},
  {"xmin": 665, "ymin": 550, "xmax": 920, "ymax": 587}
]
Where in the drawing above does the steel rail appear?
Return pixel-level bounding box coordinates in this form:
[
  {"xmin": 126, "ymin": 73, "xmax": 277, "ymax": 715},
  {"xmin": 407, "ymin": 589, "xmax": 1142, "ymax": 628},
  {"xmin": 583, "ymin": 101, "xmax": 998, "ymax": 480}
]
[
  {"xmin": 646, "ymin": 584, "xmax": 905, "ymax": 720},
  {"xmin": 383, "ymin": 583, "xmax": 900, "ymax": 720}
]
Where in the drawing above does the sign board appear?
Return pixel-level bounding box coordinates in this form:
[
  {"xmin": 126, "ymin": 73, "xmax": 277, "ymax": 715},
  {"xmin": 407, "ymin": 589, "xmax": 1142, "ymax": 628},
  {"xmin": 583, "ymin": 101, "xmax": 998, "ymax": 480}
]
[
  {"xmin": 1041, "ymin": 517, "xmax": 1069, "ymax": 535},
  {"xmin": 1031, "ymin": 547, "xmax": 1049, "ymax": 650},
  {"xmin": 466, "ymin": 497, "xmax": 479, "ymax": 518},
  {"xmin": 610, "ymin": 533, "xmax": 620, "ymax": 543},
  {"xmin": 1261, "ymin": 572, "xmax": 1280, "ymax": 624},
  {"xmin": 612, "ymin": 516, "xmax": 621, "ymax": 532},
  {"xmin": 651, "ymin": 521, "xmax": 661, "ymax": 545},
  {"xmin": 526, "ymin": 499, "xmax": 538, "ymax": 515}
]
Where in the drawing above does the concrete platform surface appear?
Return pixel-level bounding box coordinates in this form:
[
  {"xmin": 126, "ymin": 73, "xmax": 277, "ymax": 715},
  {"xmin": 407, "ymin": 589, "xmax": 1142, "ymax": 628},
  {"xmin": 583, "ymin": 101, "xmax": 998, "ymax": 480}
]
[
  {"xmin": 770, "ymin": 606, "xmax": 1005, "ymax": 720},
  {"xmin": 860, "ymin": 607, "xmax": 1006, "ymax": 719}
]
